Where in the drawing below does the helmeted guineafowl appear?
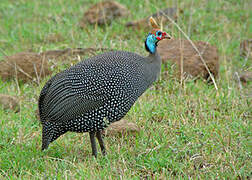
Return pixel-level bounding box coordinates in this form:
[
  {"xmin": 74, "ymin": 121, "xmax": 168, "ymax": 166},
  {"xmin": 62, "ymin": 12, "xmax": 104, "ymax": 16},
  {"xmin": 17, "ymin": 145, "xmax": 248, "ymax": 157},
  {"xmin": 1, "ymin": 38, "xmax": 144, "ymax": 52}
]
[{"xmin": 38, "ymin": 17, "xmax": 171, "ymax": 157}]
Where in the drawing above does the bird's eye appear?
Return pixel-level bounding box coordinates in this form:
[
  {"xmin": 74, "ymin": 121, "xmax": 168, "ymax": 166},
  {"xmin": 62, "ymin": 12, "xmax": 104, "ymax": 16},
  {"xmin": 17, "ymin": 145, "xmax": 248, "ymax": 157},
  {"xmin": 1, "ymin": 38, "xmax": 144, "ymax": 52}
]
[{"xmin": 157, "ymin": 31, "xmax": 162, "ymax": 36}]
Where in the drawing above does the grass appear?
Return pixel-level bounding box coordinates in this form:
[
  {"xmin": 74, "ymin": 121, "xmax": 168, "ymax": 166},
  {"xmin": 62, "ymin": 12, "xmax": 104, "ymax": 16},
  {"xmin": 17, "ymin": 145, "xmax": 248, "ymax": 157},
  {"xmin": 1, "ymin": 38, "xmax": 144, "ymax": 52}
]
[{"xmin": 0, "ymin": 0, "xmax": 251, "ymax": 179}]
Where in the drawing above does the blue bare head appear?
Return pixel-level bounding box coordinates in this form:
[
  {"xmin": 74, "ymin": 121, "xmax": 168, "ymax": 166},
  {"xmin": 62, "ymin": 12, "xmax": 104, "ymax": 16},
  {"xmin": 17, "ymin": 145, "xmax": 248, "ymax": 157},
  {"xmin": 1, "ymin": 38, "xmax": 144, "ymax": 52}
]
[{"xmin": 145, "ymin": 29, "xmax": 171, "ymax": 54}]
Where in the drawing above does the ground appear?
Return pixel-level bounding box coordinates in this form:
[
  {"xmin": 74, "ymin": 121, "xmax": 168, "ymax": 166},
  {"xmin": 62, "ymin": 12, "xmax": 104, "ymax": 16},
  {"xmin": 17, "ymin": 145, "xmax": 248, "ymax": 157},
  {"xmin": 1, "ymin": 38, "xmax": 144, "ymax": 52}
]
[{"xmin": 0, "ymin": 0, "xmax": 251, "ymax": 179}]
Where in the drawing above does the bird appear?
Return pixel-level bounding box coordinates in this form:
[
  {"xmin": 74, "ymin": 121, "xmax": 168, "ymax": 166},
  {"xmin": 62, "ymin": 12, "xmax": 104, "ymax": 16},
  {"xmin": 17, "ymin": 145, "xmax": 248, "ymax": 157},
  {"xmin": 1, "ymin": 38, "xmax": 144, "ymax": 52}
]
[{"xmin": 38, "ymin": 17, "xmax": 171, "ymax": 157}]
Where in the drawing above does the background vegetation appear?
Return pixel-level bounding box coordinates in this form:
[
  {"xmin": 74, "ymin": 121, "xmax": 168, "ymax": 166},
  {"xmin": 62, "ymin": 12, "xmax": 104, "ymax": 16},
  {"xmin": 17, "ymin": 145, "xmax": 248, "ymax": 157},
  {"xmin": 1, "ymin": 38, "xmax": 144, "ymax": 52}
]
[{"xmin": 0, "ymin": 0, "xmax": 251, "ymax": 179}]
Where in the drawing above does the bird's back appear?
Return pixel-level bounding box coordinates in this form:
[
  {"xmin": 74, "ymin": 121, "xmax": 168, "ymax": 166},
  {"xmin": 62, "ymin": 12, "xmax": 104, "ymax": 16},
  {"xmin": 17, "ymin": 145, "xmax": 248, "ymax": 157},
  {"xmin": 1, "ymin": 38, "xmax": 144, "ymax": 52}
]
[{"xmin": 38, "ymin": 51, "xmax": 153, "ymax": 129}]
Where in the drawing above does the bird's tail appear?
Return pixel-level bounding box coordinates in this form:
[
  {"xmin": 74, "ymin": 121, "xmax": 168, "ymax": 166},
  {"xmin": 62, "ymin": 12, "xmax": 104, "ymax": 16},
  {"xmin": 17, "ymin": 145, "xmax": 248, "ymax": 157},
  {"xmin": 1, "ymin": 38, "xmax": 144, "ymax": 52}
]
[{"xmin": 41, "ymin": 122, "xmax": 66, "ymax": 150}]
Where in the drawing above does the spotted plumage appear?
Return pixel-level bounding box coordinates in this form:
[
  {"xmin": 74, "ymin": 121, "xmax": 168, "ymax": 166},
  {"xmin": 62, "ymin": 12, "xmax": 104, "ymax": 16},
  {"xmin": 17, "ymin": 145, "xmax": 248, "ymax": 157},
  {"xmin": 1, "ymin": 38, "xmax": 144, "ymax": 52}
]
[{"xmin": 38, "ymin": 28, "xmax": 171, "ymax": 157}]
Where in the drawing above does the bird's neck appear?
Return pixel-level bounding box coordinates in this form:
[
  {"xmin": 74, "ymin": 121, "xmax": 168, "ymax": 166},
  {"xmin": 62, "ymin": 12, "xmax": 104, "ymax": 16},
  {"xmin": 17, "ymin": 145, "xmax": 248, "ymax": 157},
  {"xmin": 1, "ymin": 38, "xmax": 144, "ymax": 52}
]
[
  {"xmin": 144, "ymin": 50, "xmax": 162, "ymax": 86},
  {"xmin": 147, "ymin": 50, "xmax": 161, "ymax": 71},
  {"xmin": 145, "ymin": 34, "xmax": 158, "ymax": 54}
]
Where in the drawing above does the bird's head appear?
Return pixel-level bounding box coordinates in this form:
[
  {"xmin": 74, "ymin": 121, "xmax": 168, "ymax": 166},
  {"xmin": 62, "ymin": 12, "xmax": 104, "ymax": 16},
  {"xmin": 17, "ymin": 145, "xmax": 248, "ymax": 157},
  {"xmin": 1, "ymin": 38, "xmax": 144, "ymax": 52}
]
[{"xmin": 145, "ymin": 17, "xmax": 171, "ymax": 54}]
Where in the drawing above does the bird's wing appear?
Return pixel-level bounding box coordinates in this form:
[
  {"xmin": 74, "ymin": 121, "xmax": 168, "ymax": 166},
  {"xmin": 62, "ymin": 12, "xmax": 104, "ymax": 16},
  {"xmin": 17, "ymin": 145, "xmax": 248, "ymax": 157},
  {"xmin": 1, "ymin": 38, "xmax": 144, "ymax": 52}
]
[
  {"xmin": 42, "ymin": 68, "xmax": 109, "ymax": 124},
  {"xmin": 46, "ymin": 93, "xmax": 105, "ymax": 124}
]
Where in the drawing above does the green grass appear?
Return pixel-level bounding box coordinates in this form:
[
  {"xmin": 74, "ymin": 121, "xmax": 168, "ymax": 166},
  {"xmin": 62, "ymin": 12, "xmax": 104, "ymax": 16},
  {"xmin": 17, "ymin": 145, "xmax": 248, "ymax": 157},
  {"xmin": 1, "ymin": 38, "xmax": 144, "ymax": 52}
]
[{"xmin": 0, "ymin": 0, "xmax": 251, "ymax": 179}]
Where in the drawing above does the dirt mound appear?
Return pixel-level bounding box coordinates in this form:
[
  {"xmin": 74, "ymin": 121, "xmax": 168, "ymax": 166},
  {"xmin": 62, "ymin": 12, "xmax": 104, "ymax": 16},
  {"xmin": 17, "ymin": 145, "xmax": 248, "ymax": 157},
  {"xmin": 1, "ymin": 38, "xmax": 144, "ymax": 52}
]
[
  {"xmin": 0, "ymin": 48, "xmax": 112, "ymax": 83},
  {"xmin": 41, "ymin": 47, "xmax": 112, "ymax": 61},
  {"xmin": 103, "ymin": 119, "xmax": 139, "ymax": 137},
  {"xmin": 157, "ymin": 39, "xmax": 219, "ymax": 81},
  {"xmin": 0, "ymin": 94, "xmax": 20, "ymax": 112},
  {"xmin": 126, "ymin": 8, "xmax": 180, "ymax": 31},
  {"xmin": 79, "ymin": 0, "xmax": 128, "ymax": 28},
  {"xmin": 0, "ymin": 52, "xmax": 51, "ymax": 83}
]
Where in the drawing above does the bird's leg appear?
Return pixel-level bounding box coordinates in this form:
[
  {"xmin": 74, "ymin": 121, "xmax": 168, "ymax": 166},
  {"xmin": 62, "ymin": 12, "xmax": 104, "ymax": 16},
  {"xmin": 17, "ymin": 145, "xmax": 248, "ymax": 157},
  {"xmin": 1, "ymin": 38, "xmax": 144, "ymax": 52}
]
[
  {"xmin": 96, "ymin": 131, "xmax": 106, "ymax": 155},
  {"xmin": 89, "ymin": 131, "xmax": 97, "ymax": 157}
]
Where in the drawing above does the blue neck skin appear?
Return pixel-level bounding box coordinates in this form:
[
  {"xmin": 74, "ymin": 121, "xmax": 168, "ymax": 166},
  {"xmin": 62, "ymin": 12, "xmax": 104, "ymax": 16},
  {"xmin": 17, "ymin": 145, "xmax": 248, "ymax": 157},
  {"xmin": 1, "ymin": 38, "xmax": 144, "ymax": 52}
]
[{"xmin": 145, "ymin": 33, "xmax": 158, "ymax": 54}]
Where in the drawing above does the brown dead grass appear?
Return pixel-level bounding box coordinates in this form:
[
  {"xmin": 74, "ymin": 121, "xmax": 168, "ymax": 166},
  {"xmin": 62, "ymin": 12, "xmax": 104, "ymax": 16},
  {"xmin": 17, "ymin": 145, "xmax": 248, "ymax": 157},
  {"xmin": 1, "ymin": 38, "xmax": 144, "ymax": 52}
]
[
  {"xmin": 240, "ymin": 39, "xmax": 252, "ymax": 58},
  {"xmin": 44, "ymin": 33, "xmax": 65, "ymax": 43},
  {"xmin": 239, "ymin": 71, "xmax": 252, "ymax": 84}
]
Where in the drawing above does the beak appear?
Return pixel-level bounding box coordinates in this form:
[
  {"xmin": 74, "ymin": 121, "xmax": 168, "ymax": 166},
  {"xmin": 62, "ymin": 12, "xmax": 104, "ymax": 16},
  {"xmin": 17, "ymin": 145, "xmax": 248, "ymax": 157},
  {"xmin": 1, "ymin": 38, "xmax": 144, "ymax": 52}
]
[{"xmin": 162, "ymin": 32, "xmax": 172, "ymax": 39}]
